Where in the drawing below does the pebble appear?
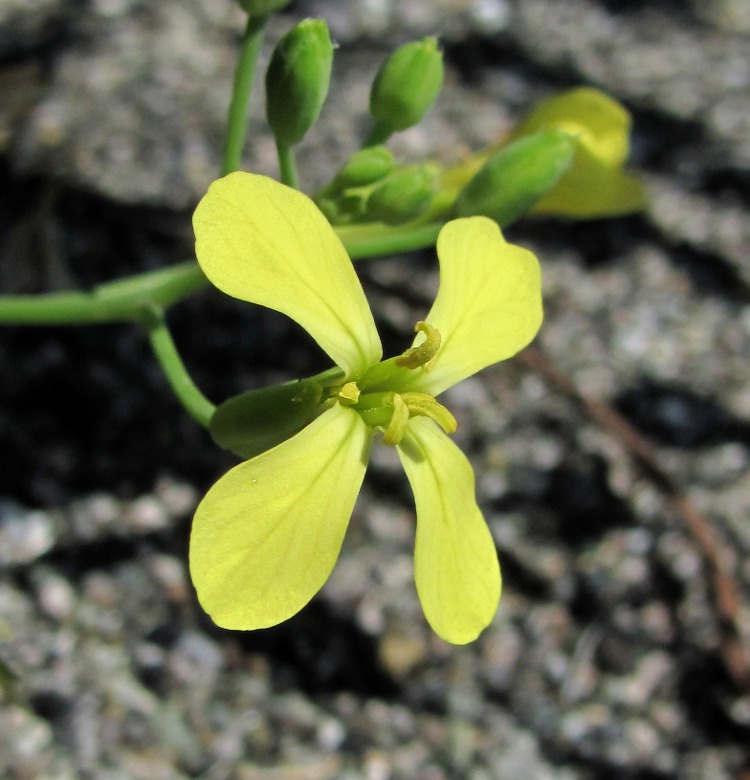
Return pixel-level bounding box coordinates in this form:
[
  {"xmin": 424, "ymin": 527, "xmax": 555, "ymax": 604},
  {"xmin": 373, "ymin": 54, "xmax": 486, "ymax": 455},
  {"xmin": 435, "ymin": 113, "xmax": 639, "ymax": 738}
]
[
  {"xmin": 33, "ymin": 569, "xmax": 76, "ymax": 621},
  {"xmin": 0, "ymin": 506, "xmax": 55, "ymax": 565}
]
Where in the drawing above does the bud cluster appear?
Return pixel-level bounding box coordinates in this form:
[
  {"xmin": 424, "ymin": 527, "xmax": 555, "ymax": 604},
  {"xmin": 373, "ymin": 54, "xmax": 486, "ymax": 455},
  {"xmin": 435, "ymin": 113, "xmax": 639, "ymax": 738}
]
[{"xmin": 253, "ymin": 5, "xmax": 642, "ymax": 231}]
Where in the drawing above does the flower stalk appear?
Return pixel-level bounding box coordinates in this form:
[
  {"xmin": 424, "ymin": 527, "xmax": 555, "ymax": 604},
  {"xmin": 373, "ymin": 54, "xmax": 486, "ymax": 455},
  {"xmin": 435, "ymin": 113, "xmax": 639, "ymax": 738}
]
[
  {"xmin": 143, "ymin": 307, "xmax": 216, "ymax": 427},
  {"xmin": 221, "ymin": 14, "xmax": 268, "ymax": 176}
]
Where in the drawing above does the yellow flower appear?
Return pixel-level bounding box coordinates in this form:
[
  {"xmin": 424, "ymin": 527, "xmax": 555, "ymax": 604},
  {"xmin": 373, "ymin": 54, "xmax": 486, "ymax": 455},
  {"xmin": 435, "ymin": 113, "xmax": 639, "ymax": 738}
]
[
  {"xmin": 511, "ymin": 87, "xmax": 647, "ymax": 217},
  {"xmin": 190, "ymin": 172, "xmax": 542, "ymax": 644},
  {"xmin": 436, "ymin": 87, "xmax": 646, "ymax": 222}
]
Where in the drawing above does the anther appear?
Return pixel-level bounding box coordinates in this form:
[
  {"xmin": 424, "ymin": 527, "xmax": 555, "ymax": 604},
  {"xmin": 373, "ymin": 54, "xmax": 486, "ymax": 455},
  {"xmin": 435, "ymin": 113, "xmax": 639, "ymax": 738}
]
[
  {"xmin": 382, "ymin": 393, "xmax": 410, "ymax": 445},
  {"xmin": 336, "ymin": 381, "xmax": 361, "ymax": 405},
  {"xmin": 401, "ymin": 392, "xmax": 457, "ymax": 434},
  {"xmin": 395, "ymin": 321, "xmax": 441, "ymax": 370}
]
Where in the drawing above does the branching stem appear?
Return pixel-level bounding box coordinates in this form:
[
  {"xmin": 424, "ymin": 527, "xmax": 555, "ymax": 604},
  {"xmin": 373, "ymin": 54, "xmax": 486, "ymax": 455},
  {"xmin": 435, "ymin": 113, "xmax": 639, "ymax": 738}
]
[
  {"xmin": 0, "ymin": 222, "xmax": 444, "ymax": 326},
  {"xmin": 0, "ymin": 262, "xmax": 207, "ymax": 326},
  {"xmin": 143, "ymin": 307, "xmax": 215, "ymax": 427}
]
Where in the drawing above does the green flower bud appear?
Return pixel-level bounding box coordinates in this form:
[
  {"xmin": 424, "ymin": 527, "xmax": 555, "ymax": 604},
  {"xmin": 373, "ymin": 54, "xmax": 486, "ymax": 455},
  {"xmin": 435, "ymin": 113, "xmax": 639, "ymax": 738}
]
[
  {"xmin": 211, "ymin": 380, "xmax": 323, "ymax": 459},
  {"xmin": 370, "ymin": 37, "xmax": 444, "ymax": 133},
  {"xmin": 265, "ymin": 19, "xmax": 334, "ymax": 148},
  {"xmin": 238, "ymin": 0, "xmax": 293, "ymax": 16},
  {"xmin": 453, "ymin": 129, "xmax": 575, "ymax": 226},
  {"xmin": 366, "ymin": 164, "xmax": 438, "ymax": 225},
  {"xmin": 335, "ymin": 146, "xmax": 397, "ymax": 188}
]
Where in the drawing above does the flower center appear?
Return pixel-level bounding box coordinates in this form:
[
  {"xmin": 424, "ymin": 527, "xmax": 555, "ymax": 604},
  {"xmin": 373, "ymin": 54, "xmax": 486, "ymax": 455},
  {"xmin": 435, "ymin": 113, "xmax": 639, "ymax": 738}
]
[{"xmin": 332, "ymin": 321, "xmax": 456, "ymax": 446}]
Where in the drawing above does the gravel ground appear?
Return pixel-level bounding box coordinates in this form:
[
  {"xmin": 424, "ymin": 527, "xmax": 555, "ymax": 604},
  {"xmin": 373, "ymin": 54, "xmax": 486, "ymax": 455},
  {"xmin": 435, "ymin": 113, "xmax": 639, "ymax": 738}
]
[{"xmin": 1, "ymin": 1, "xmax": 749, "ymax": 778}]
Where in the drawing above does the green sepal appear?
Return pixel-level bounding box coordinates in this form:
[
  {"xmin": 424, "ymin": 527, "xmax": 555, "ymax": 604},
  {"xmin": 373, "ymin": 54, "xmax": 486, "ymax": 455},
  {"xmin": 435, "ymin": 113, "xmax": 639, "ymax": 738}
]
[
  {"xmin": 210, "ymin": 379, "xmax": 324, "ymax": 459},
  {"xmin": 369, "ymin": 37, "xmax": 444, "ymax": 133},
  {"xmin": 365, "ymin": 164, "xmax": 438, "ymax": 225},
  {"xmin": 453, "ymin": 129, "xmax": 575, "ymax": 226},
  {"xmin": 335, "ymin": 146, "xmax": 397, "ymax": 188},
  {"xmin": 265, "ymin": 19, "xmax": 334, "ymax": 148},
  {"xmin": 238, "ymin": 0, "xmax": 293, "ymax": 17}
]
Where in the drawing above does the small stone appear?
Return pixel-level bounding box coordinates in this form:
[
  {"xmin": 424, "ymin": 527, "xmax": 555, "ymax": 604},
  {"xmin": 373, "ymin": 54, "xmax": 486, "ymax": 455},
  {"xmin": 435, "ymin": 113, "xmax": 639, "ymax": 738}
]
[
  {"xmin": 317, "ymin": 716, "xmax": 346, "ymax": 751},
  {"xmin": 605, "ymin": 651, "xmax": 673, "ymax": 707},
  {"xmin": 0, "ymin": 507, "xmax": 56, "ymax": 565},
  {"xmin": 124, "ymin": 495, "xmax": 168, "ymax": 533},
  {"xmin": 154, "ymin": 477, "xmax": 198, "ymax": 517},
  {"xmin": 147, "ymin": 554, "xmax": 188, "ymax": 603},
  {"xmin": 378, "ymin": 633, "xmax": 428, "ymax": 679},
  {"xmin": 34, "ymin": 570, "xmax": 76, "ymax": 621},
  {"xmin": 168, "ymin": 631, "xmax": 224, "ymax": 687}
]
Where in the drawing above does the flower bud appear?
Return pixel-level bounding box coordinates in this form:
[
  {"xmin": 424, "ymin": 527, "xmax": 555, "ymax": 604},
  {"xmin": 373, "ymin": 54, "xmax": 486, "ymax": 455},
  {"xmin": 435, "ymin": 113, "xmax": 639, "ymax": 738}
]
[
  {"xmin": 453, "ymin": 129, "xmax": 575, "ymax": 226},
  {"xmin": 510, "ymin": 88, "xmax": 647, "ymax": 217},
  {"xmin": 369, "ymin": 37, "xmax": 444, "ymax": 133},
  {"xmin": 238, "ymin": 0, "xmax": 293, "ymax": 16},
  {"xmin": 335, "ymin": 146, "xmax": 397, "ymax": 188},
  {"xmin": 366, "ymin": 164, "xmax": 438, "ymax": 225},
  {"xmin": 265, "ymin": 19, "xmax": 334, "ymax": 148}
]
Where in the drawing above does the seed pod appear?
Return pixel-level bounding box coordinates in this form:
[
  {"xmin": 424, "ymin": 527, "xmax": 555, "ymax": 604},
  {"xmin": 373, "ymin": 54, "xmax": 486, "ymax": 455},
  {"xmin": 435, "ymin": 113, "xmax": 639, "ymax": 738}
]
[
  {"xmin": 369, "ymin": 37, "xmax": 444, "ymax": 133},
  {"xmin": 265, "ymin": 18, "xmax": 334, "ymax": 148},
  {"xmin": 366, "ymin": 165, "xmax": 438, "ymax": 225},
  {"xmin": 453, "ymin": 129, "xmax": 575, "ymax": 226}
]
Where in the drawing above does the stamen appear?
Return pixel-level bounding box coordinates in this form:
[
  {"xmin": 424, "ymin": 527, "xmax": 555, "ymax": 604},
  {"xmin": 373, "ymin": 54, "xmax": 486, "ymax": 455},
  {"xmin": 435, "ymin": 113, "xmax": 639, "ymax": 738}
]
[
  {"xmin": 353, "ymin": 387, "xmax": 456, "ymax": 444},
  {"xmin": 395, "ymin": 321, "xmax": 441, "ymax": 370},
  {"xmin": 382, "ymin": 393, "xmax": 410, "ymax": 445},
  {"xmin": 336, "ymin": 381, "xmax": 361, "ymax": 405},
  {"xmin": 401, "ymin": 392, "xmax": 457, "ymax": 435}
]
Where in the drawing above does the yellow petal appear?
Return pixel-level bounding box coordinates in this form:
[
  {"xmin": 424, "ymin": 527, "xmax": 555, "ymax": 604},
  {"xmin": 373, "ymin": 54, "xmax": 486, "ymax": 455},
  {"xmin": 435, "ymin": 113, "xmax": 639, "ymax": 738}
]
[
  {"xmin": 190, "ymin": 404, "xmax": 373, "ymax": 630},
  {"xmin": 532, "ymin": 143, "xmax": 647, "ymax": 217},
  {"xmin": 513, "ymin": 87, "xmax": 631, "ymax": 168},
  {"xmin": 397, "ymin": 216, "xmax": 542, "ymax": 396},
  {"xmin": 193, "ymin": 172, "xmax": 382, "ymax": 376},
  {"xmin": 397, "ymin": 417, "xmax": 500, "ymax": 644},
  {"xmin": 512, "ymin": 87, "xmax": 647, "ymax": 217}
]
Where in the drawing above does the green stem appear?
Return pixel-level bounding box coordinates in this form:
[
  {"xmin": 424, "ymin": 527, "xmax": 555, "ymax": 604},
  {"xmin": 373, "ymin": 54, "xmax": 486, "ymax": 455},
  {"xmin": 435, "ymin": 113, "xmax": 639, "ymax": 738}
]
[
  {"xmin": 143, "ymin": 308, "xmax": 216, "ymax": 427},
  {"xmin": 363, "ymin": 121, "xmax": 392, "ymax": 148},
  {"xmin": 0, "ymin": 222, "xmax": 444, "ymax": 327},
  {"xmin": 0, "ymin": 262, "xmax": 207, "ymax": 325},
  {"xmin": 276, "ymin": 141, "xmax": 299, "ymax": 188},
  {"xmin": 221, "ymin": 14, "xmax": 268, "ymax": 176},
  {"xmin": 338, "ymin": 220, "xmax": 443, "ymax": 259}
]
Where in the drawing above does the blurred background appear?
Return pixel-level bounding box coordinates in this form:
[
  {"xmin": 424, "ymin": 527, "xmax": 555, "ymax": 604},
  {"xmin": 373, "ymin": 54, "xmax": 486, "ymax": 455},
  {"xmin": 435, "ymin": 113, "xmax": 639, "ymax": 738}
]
[{"xmin": 1, "ymin": 1, "xmax": 749, "ymax": 777}]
